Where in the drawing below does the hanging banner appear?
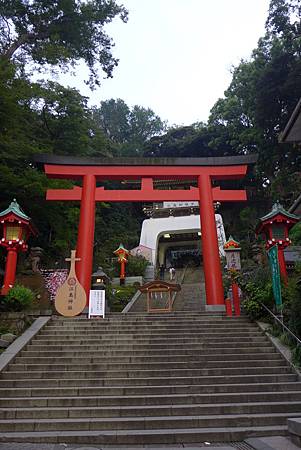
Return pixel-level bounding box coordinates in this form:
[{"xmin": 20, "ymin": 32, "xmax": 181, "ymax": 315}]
[{"xmin": 267, "ymin": 245, "xmax": 282, "ymax": 309}]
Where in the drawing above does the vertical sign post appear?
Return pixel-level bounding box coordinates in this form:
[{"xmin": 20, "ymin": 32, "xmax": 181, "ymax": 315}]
[{"xmin": 224, "ymin": 236, "xmax": 241, "ymax": 317}]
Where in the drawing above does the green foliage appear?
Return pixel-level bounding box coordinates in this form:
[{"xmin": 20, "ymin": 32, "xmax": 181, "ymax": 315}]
[
  {"xmin": 111, "ymin": 254, "xmax": 149, "ymax": 277},
  {"xmin": 0, "ymin": 285, "xmax": 34, "ymax": 311},
  {"xmin": 238, "ymin": 266, "xmax": 274, "ymax": 320},
  {"xmin": 242, "ymin": 299, "xmax": 264, "ymax": 321},
  {"xmin": 93, "ymin": 99, "xmax": 167, "ymax": 156},
  {"xmin": 286, "ymin": 280, "xmax": 301, "ymax": 339},
  {"xmin": 0, "ymin": 0, "xmax": 128, "ymax": 87},
  {"xmin": 289, "ymin": 223, "xmax": 301, "ymax": 245},
  {"xmin": 126, "ymin": 255, "xmax": 149, "ymax": 277},
  {"xmin": 292, "ymin": 345, "xmax": 301, "ymax": 367},
  {"xmin": 208, "ymin": 0, "xmax": 301, "ymax": 203},
  {"xmin": 106, "ymin": 285, "xmax": 137, "ymax": 312}
]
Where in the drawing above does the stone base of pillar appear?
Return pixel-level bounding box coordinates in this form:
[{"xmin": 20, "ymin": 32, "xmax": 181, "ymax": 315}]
[{"xmin": 205, "ymin": 304, "xmax": 226, "ymax": 312}]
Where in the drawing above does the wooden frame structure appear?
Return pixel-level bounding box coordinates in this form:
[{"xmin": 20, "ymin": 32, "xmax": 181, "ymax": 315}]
[{"xmin": 139, "ymin": 281, "xmax": 181, "ymax": 313}]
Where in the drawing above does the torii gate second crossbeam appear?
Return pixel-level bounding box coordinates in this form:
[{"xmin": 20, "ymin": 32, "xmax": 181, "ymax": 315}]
[{"xmin": 35, "ymin": 154, "xmax": 257, "ymax": 310}]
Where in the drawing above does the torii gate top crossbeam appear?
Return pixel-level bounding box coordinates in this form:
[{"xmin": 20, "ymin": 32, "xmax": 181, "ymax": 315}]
[
  {"xmin": 35, "ymin": 154, "xmax": 257, "ymax": 180},
  {"xmin": 35, "ymin": 154, "xmax": 257, "ymax": 203}
]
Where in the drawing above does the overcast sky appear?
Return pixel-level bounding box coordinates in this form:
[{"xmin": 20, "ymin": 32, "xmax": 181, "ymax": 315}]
[{"xmin": 56, "ymin": 0, "xmax": 271, "ymax": 126}]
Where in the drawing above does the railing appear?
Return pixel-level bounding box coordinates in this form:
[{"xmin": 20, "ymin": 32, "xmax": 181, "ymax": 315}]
[{"xmin": 259, "ymin": 302, "xmax": 301, "ymax": 349}]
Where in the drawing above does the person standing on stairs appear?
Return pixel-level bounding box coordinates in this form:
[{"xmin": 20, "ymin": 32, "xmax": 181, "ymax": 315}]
[{"xmin": 169, "ymin": 266, "xmax": 176, "ymax": 281}]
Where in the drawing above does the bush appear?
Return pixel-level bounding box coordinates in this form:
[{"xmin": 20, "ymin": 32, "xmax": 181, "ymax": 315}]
[
  {"xmin": 292, "ymin": 345, "xmax": 301, "ymax": 367},
  {"xmin": 0, "ymin": 285, "xmax": 35, "ymax": 312},
  {"xmin": 112, "ymin": 255, "xmax": 149, "ymax": 277},
  {"xmin": 106, "ymin": 285, "xmax": 137, "ymax": 312},
  {"xmin": 242, "ymin": 298, "xmax": 264, "ymax": 321}
]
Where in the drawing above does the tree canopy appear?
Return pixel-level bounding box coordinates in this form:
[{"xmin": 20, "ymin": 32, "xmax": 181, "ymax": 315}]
[
  {"xmin": 0, "ymin": 0, "xmax": 128, "ymax": 87},
  {"xmin": 92, "ymin": 98, "xmax": 167, "ymax": 156}
]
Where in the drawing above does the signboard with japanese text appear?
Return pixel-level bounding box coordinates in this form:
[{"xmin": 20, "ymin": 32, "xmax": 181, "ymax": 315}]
[
  {"xmin": 88, "ymin": 290, "xmax": 105, "ymax": 318},
  {"xmin": 163, "ymin": 201, "xmax": 199, "ymax": 209},
  {"xmin": 267, "ymin": 245, "xmax": 282, "ymax": 309},
  {"xmin": 54, "ymin": 250, "xmax": 86, "ymax": 317},
  {"xmin": 225, "ymin": 251, "xmax": 241, "ymax": 270}
]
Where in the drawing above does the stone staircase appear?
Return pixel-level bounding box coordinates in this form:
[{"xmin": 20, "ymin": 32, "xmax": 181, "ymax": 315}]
[
  {"xmin": 174, "ymin": 266, "xmax": 205, "ymax": 311},
  {"xmin": 0, "ymin": 312, "xmax": 301, "ymax": 445}
]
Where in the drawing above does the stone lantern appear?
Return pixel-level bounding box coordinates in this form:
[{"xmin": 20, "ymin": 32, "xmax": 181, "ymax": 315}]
[
  {"xmin": 0, "ymin": 199, "xmax": 37, "ymax": 294},
  {"xmin": 256, "ymin": 201, "xmax": 299, "ymax": 283},
  {"xmin": 92, "ymin": 266, "xmax": 110, "ymax": 290}
]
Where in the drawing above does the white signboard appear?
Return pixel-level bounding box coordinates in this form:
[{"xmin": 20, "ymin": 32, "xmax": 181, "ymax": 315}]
[
  {"xmin": 225, "ymin": 251, "xmax": 241, "ymax": 270},
  {"xmin": 163, "ymin": 201, "xmax": 199, "ymax": 209},
  {"xmin": 88, "ymin": 290, "xmax": 105, "ymax": 318}
]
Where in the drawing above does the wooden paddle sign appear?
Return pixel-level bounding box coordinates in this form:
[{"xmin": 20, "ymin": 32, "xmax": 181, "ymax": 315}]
[{"xmin": 54, "ymin": 250, "xmax": 87, "ymax": 317}]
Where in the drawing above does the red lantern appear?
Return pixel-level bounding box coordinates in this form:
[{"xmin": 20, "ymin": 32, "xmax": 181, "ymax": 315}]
[
  {"xmin": 113, "ymin": 243, "xmax": 129, "ymax": 286},
  {"xmin": 0, "ymin": 199, "xmax": 37, "ymax": 294},
  {"xmin": 255, "ymin": 201, "xmax": 299, "ymax": 283}
]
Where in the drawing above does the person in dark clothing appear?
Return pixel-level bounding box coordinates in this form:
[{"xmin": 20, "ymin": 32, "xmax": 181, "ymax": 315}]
[{"xmin": 159, "ymin": 264, "xmax": 165, "ymax": 280}]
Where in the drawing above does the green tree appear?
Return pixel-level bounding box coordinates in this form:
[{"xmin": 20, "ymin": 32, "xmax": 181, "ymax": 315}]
[
  {"xmin": 208, "ymin": 0, "xmax": 301, "ymax": 203},
  {"xmin": 0, "ymin": 0, "xmax": 128, "ymax": 87},
  {"xmin": 93, "ymin": 98, "xmax": 167, "ymax": 156}
]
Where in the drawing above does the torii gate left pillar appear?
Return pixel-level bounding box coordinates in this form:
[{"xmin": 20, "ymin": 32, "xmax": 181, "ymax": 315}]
[{"xmin": 39, "ymin": 155, "xmax": 255, "ymax": 309}]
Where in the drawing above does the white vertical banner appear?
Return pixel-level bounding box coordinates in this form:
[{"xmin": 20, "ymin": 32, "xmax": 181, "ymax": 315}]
[{"xmin": 88, "ymin": 290, "xmax": 105, "ymax": 318}]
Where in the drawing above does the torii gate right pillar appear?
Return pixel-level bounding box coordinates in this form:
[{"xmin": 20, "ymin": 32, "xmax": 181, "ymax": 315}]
[{"xmin": 198, "ymin": 174, "xmax": 225, "ymax": 308}]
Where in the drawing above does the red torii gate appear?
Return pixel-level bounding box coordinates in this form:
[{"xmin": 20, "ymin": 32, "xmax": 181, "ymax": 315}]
[{"xmin": 35, "ymin": 154, "xmax": 257, "ymax": 310}]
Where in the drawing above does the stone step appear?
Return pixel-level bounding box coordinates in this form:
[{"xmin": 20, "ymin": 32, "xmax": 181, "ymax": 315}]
[
  {"xmin": 49, "ymin": 314, "xmax": 249, "ymax": 320},
  {"xmin": 19, "ymin": 346, "xmax": 277, "ymax": 357},
  {"xmin": 0, "ymin": 412, "xmax": 297, "ymax": 432},
  {"xmin": 8, "ymin": 358, "xmax": 287, "ymax": 371},
  {"xmin": 39, "ymin": 327, "xmax": 259, "ymax": 335},
  {"xmin": 1, "ymin": 400, "xmax": 301, "ymax": 420},
  {"xmin": 0, "ymin": 424, "xmax": 287, "ymax": 445},
  {"xmin": 26, "ymin": 340, "xmax": 270, "ymax": 351},
  {"xmin": 50, "ymin": 314, "xmax": 246, "ymax": 321},
  {"xmin": 31, "ymin": 334, "xmax": 267, "ymax": 342},
  {"xmin": 44, "ymin": 321, "xmax": 257, "ymax": 327},
  {"xmin": 1, "ymin": 365, "xmax": 291, "ymax": 380},
  {"xmin": 0, "ymin": 312, "xmax": 298, "ymax": 444},
  {"xmin": 1, "ymin": 381, "xmax": 300, "ymax": 398},
  {"xmin": 0, "ymin": 373, "xmax": 297, "ymax": 388},
  {"xmin": 2, "ymin": 390, "xmax": 301, "ymax": 408},
  {"xmin": 14, "ymin": 352, "xmax": 283, "ymax": 364},
  {"xmin": 38, "ymin": 327, "xmax": 261, "ymax": 334},
  {"xmin": 46, "ymin": 318, "xmax": 254, "ymax": 324}
]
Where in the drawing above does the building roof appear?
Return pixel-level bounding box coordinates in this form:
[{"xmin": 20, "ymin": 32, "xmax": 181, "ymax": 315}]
[
  {"xmin": 259, "ymin": 201, "xmax": 299, "ymax": 222},
  {"xmin": 279, "ymin": 98, "xmax": 301, "ymax": 143},
  {"xmin": 0, "ymin": 199, "xmax": 30, "ymax": 221}
]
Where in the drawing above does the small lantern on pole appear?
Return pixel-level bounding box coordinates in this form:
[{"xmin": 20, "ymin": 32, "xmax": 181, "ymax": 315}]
[
  {"xmin": 0, "ymin": 199, "xmax": 37, "ymax": 295},
  {"xmin": 255, "ymin": 201, "xmax": 299, "ymax": 284},
  {"xmin": 113, "ymin": 243, "xmax": 129, "ymax": 286},
  {"xmin": 224, "ymin": 236, "xmax": 241, "ymax": 317}
]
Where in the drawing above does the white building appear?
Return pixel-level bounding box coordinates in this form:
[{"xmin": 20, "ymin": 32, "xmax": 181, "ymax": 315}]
[{"xmin": 135, "ymin": 202, "xmax": 226, "ymax": 268}]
